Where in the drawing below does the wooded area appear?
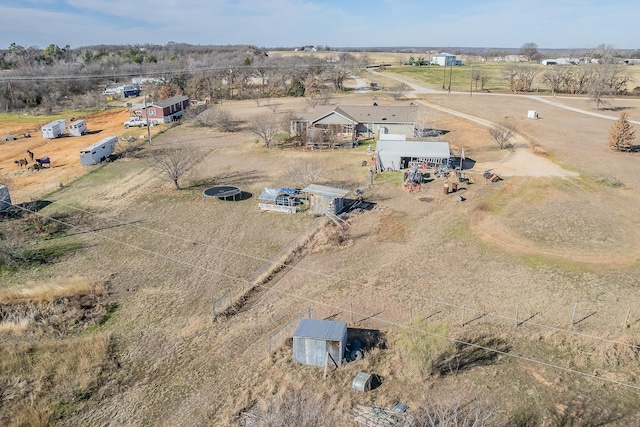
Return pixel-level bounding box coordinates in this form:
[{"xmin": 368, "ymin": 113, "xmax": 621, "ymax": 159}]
[{"xmin": 0, "ymin": 43, "xmax": 368, "ymax": 113}]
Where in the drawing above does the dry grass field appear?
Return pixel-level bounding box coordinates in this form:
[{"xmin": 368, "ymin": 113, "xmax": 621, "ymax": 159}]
[{"xmin": 2, "ymin": 67, "xmax": 640, "ymax": 425}]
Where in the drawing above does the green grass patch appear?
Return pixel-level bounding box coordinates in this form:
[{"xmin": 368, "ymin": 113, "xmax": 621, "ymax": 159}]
[
  {"xmin": 384, "ymin": 61, "xmax": 516, "ymax": 92},
  {"xmin": 373, "ymin": 171, "xmax": 404, "ymax": 187},
  {"xmin": 596, "ymin": 176, "xmax": 625, "ymax": 188},
  {"xmin": 21, "ymin": 240, "xmax": 83, "ymax": 265},
  {"xmin": 520, "ymin": 254, "xmax": 584, "ymax": 272},
  {"xmin": 443, "ymin": 218, "xmax": 469, "ymax": 238},
  {"xmin": 397, "ymin": 321, "xmax": 456, "ymax": 377}
]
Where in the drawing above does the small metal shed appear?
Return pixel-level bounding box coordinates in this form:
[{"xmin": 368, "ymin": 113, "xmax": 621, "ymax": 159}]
[
  {"xmin": 301, "ymin": 184, "xmax": 349, "ymax": 216},
  {"xmin": 293, "ymin": 319, "xmax": 347, "ymax": 367}
]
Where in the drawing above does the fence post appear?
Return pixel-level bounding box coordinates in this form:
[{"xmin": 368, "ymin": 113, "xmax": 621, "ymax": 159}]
[
  {"xmin": 211, "ymin": 297, "xmax": 215, "ymax": 321},
  {"xmin": 307, "ymin": 306, "xmax": 312, "ymax": 319}
]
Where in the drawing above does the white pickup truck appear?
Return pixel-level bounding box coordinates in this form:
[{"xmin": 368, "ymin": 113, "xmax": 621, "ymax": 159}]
[{"xmin": 124, "ymin": 117, "xmax": 148, "ymax": 128}]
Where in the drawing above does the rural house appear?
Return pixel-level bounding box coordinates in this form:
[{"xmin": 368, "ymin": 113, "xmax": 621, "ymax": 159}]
[
  {"xmin": 291, "ymin": 105, "xmax": 417, "ymax": 147},
  {"xmin": 134, "ymin": 95, "xmax": 190, "ymax": 124},
  {"xmin": 431, "ymin": 53, "xmax": 462, "ymax": 66}
]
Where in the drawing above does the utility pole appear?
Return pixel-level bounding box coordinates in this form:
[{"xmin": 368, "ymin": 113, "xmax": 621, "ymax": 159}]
[
  {"xmin": 144, "ymin": 94, "xmax": 152, "ymax": 145},
  {"xmin": 470, "ymin": 66, "xmax": 473, "ymax": 97},
  {"xmin": 448, "ymin": 62, "xmax": 453, "ymax": 95}
]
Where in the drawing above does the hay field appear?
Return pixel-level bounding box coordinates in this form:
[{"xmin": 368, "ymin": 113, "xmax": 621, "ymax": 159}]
[{"xmin": 2, "ymin": 84, "xmax": 640, "ymax": 425}]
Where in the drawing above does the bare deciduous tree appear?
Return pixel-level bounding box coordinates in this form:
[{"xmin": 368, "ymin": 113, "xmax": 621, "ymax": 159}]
[
  {"xmin": 305, "ymin": 89, "xmax": 333, "ymax": 108},
  {"xmin": 213, "ymin": 109, "xmax": 239, "ymax": 132},
  {"xmin": 247, "ymin": 113, "xmax": 284, "ymax": 148},
  {"xmin": 282, "ymin": 161, "xmax": 324, "ymax": 189},
  {"xmin": 149, "ymin": 144, "xmax": 198, "ymax": 189},
  {"xmin": 245, "ymin": 386, "xmax": 344, "ymax": 427},
  {"xmin": 608, "ymin": 112, "xmax": 636, "ymax": 152},
  {"xmin": 388, "ymin": 84, "xmax": 409, "ymax": 100},
  {"xmin": 414, "ymin": 394, "xmax": 499, "ymax": 427},
  {"xmin": 489, "ymin": 122, "xmax": 516, "ymax": 149}
]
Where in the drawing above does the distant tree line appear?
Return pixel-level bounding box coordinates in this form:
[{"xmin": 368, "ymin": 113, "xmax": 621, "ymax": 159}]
[{"xmin": 0, "ymin": 42, "xmax": 369, "ymax": 113}]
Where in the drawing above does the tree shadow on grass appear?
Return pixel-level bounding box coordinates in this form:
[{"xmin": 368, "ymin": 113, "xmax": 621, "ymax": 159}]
[
  {"xmin": 184, "ymin": 170, "xmax": 269, "ymax": 191},
  {"xmin": 431, "ymin": 334, "xmax": 510, "ymax": 376}
]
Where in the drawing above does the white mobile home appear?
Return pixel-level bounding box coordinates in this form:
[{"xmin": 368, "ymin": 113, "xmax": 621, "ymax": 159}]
[
  {"xmin": 69, "ymin": 119, "xmax": 88, "ymax": 136},
  {"xmin": 80, "ymin": 136, "xmax": 118, "ymax": 166},
  {"xmin": 41, "ymin": 119, "xmax": 66, "ymax": 139}
]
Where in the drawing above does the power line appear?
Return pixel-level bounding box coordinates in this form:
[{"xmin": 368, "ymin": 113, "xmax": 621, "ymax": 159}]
[
  {"xmin": 2, "ymin": 198, "xmax": 640, "ymax": 393},
  {"xmin": 0, "ymin": 62, "xmax": 345, "ymax": 83},
  {"xmin": 4, "ymin": 192, "xmax": 640, "ymax": 352}
]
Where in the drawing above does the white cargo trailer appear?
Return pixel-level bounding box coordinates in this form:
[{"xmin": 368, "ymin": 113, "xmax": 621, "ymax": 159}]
[
  {"xmin": 69, "ymin": 119, "xmax": 88, "ymax": 136},
  {"xmin": 41, "ymin": 119, "xmax": 66, "ymax": 139},
  {"xmin": 80, "ymin": 136, "xmax": 118, "ymax": 166}
]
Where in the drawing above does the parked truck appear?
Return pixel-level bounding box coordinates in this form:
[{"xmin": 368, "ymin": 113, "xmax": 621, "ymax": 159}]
[
  {"xmin": 41, "ymin": 119, "xmax": 66, "ymax": 139},
  {"xmin": 80, "ymin": 136, "xmax": 118, "ymax": 166},
  {"xmin": 124, "ymin": 117, "xmax": 148, "ymax": 129}
]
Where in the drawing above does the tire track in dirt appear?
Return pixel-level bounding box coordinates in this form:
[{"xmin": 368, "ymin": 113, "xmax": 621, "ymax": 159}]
[{"xmin": 469, "ymin": 177, "xmax": 640, "ymax": 268}]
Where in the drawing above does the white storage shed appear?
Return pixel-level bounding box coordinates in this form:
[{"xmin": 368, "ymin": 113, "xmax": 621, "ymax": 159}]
[
  {"xmin": 301, "ymin": 184, "xmax": 350, "ymax": 216},
  {"xmin": 80, "ymin": 136, "xmax": 118, "ymax": 166},
  {"xmin": 69, "ymin": 119, "xmax": 88, "ymax": 136},
  {"xmin": 293, "ymin": 319, "xmax": 348, "ymax": 367}
]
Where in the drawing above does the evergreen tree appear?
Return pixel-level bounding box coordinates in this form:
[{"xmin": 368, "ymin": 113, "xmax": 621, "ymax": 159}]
[{"xmin": 608, "ymin": 112, "xmax": 636, "ymax": 152}]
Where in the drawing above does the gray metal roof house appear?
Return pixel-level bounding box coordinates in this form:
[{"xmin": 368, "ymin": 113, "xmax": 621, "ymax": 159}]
[
  {"xmin": 293, "ymin": 319, "xmax": 348, "ymax": 367},
  {"xmin": 376, "ymin": 135, "xmax": 451, "ymax": 171},
  {"xmin": 301, "ymin": 184, "xmax": 350, "ymax": 216},
  {"xmin": 291, "ymin": 105, "xmax": 417, "ymax": 142}
]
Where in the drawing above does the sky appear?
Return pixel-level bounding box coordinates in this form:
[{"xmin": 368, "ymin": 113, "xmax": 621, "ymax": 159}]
[{"xmin": 1, "ymin": 0, "xmax": 639, "ymax": 50}]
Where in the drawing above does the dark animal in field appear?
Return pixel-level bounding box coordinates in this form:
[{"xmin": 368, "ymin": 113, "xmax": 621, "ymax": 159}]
[
  {"xmin": 27, "ymin": 150, "xmax": 34, "ymax": 161},
  {"xmin": 14, "ymin": 158, "xmax": 28, "ymax": 168}
]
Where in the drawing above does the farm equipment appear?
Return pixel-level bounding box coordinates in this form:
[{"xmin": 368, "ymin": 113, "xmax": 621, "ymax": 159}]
[
  {"xmin": 483, "ymin": 170, "xmax": 501, "ymax": 182},
  {"xmin": 403, "ymin": 165, "xmax": 422, "ymax": 192}
]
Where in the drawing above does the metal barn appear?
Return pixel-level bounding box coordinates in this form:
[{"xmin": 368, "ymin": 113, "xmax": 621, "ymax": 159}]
[
  {"xmin": 301, "ymin": 184, "xmax": 349, "ymax": 216},
  {"xmin": 376, "ymin": 136, "xmax": 451, "ymax": 171},
  {"xmin": 293, "ymin": 319, "xmax": 347, "ymax": 367}
]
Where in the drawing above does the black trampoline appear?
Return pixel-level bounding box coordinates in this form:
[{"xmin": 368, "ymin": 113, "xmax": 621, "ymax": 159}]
[{"xmin": 203, "ymin": 185, "xmax": 242, "ymax": 201}]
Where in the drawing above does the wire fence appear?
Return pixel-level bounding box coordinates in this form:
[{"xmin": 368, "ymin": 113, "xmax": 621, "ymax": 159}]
[
  {"xmin": 211, "ymin": 217, "xmax": 326, "ymax": 319},
  {"xmin": 268, "ymin": 306, "xmax": 312, "ymax": 353}
]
